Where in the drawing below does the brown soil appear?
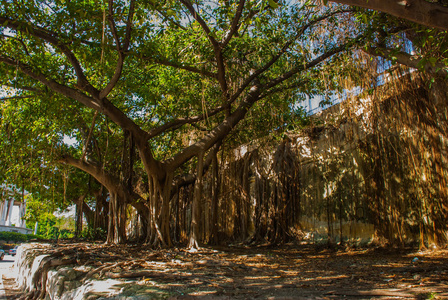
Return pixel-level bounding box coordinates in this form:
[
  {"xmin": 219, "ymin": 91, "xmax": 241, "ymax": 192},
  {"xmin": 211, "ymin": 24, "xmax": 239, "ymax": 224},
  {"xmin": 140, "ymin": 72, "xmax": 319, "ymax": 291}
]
[{"xmin": 14, "ymin": 242, "xmax": 448, "ymax": 299}]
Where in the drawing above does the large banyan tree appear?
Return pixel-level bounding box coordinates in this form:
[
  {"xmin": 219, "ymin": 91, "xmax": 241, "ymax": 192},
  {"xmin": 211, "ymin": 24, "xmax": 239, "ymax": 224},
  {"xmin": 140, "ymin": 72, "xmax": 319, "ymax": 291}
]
[{"xmin": 0, "ymin": 0, "xmax": 446, "ymax": 247}]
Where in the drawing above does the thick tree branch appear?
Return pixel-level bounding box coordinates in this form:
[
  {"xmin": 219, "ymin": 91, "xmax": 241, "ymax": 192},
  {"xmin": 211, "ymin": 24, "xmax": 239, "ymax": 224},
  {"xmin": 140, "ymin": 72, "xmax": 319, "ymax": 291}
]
[
  {"xmin": 180, "ymin": 0, "xmax": 219, "ymax": 47},
  {"xmin": 0, "ymin": 55, "xmax": 102, "ymax": 111},
  {"xmin": 180, "ymin": 0, "xmax": 228, "ymax": 95},
  {"xmin": 172, "ymin": 141, "xmax": 222, "ymax": 191},
  {"xmin": 60, "ymin": 156, "xmax": 120, "ymax": 193},
  {"xmin": 147, "ymin": 104, "xmax": 228, "ymax": 138},
  {"xmin": 263, "ymin": 41, "xmax": 353, "ymax": 90},
  {"xmin": 59, "ymin": 155, "xmax": 148, "ymax": 215},
  {"xmin": 164, "ymin": 84, "xmax": 261, "ymax": 172},
  {"xmin": 364, "ymin": 46, "xmax": 448, "ymax": 77},
  {"xmin": 99, "ymin": 0, "xmax": 135, "ymax": 99},
  {"xmin": 329, "ymin": 0, "xmax": 448, "ymax": 30},
  {"xmin": 222, "ymin": 0, "xmax": 246, "ymax": 48},
  {"xmin": 229, "ymin": 9, "xmax": 350, "ymax": 104},
  {"xmin": 142, "ymin": 56, "xmax": 218, "ymax": 79},
  {"xmin": 0, "ymin": 16, "xmax": 97, "ymax": 96}
]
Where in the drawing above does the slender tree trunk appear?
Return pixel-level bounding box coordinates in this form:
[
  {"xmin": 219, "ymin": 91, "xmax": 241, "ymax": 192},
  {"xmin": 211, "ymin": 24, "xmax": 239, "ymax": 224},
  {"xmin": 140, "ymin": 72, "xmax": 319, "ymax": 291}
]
[
  {"xmin": 107, "ymin": 193, "xmax": 116, "ymax": 244},
  {"xmin": 174, "ymin": 187, "xmax": 180, "ymax": 243},
  {"xmin": 106, "ymin": 192, "xmax": 127, "ymax": 244},
  {"xmin": 189, "ymin": 151, "xmax": 205, "ymax": 250},
  {"xmin": 210, "ymin": 152, "xmax": 220, "ymax": 244},
  {"xmin": 241, "ymin": 153, "xmax": 250, "ymax": 240},
  {"xmin": 160, "ymin": 173, "xmax": 173, "ymax": 247},
  {"xmin": 74, "ymin": 195, "xmax": 86, "ymax": 238}
]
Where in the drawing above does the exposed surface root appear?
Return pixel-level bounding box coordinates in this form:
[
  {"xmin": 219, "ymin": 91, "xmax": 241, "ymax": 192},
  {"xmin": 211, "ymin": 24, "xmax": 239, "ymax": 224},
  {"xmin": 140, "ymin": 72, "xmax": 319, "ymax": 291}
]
[{"xmin": 17, "ymin": 242, "xmax": 448, "ymax": 299}]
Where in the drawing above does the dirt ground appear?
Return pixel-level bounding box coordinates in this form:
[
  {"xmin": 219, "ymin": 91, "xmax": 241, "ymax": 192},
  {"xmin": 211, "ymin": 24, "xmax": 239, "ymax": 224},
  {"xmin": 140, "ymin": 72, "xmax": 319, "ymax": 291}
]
[{"xmin": 12, "ymin": 242, "xmax": 448, "ymax": 299}]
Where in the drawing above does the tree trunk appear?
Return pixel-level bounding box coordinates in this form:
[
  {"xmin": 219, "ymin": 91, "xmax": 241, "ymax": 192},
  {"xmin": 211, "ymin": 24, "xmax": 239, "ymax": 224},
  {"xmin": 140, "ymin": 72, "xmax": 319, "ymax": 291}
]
[
  {"xmin": 189, "ymin": 151, "xmax": 205, "ymax": 250},
  {"xmin": 329, "ymin": 0, "xmax": 448, "ymax": 31},
  {"xmin": 74, "ymin": 195, "xmax": 86, "ymax": 237},
  {"xmin": 210, "ymin": 152, "xmax": 220, "ymax": 244},
  {"xmin": 106, "ymin": 192, "xmax": 127, "ymax": 244}
]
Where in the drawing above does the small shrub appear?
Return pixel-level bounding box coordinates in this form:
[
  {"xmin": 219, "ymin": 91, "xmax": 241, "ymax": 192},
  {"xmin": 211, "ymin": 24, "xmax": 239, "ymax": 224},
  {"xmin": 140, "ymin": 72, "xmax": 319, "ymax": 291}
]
[
  {"xmin": 81, "ymin": 227, "xmax": 107, "ymax": 241},
  {"xmin": 0, "ymin": 231, "xmax": 40, "ymax": 243}
]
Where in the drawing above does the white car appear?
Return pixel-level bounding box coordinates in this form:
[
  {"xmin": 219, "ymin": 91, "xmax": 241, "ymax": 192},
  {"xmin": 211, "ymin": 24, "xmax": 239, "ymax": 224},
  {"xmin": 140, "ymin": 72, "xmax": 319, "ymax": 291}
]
[{"xmin": 9, "ymin": 246, "xmax": 18, "ymax": 256}]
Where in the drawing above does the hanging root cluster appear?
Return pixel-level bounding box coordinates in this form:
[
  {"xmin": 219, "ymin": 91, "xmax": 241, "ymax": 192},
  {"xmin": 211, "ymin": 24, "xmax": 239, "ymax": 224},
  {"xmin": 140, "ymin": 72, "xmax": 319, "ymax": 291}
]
[{"xmin": 78, "ymin": 68, "xmax": 448, "ymax": 250}]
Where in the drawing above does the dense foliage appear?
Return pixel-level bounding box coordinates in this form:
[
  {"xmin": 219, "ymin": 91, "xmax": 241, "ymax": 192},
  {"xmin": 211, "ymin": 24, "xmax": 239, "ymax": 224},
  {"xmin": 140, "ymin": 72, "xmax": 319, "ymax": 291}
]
[
  {"xmin": 0, "ymin": 0, "xmax": 446, "ymax": 247},
  {"xmin": 0, "ymin": 231, "xmax": 39, "ymax": 243}
]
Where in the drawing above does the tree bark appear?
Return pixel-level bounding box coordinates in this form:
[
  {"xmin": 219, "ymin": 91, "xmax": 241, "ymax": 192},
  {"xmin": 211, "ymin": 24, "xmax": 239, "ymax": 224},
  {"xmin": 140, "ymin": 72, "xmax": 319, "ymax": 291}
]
[
  {"xmin": 365, "ymin": 47, "xmax": 448, "ymax": 78},
  {"xmin": 330, "ymin": 0, "xmax": 448, "ymax": 30},
  {"xmin": 189, "ymin": 151, "xmax": 205, "ymax": 250},
  {"xmin": 60, "ymin": 156, "xmax": 138, "ymax": 244},
  {"xmin": 210, "ymin": 152, "xmax": 220, "ymax": 244},
  {"xmin": 74, "ymin": 195, "xmax": 86, "ymax": 237},
  {"xmin": 106, "ymin": 192, "xmax": 127, "ymax": 244}
]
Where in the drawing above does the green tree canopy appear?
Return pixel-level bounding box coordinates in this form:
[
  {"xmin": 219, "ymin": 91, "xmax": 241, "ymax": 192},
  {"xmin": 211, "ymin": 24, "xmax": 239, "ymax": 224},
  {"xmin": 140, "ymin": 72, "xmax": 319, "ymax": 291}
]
[{"xmin": 2, "ymin": 0, "xmax": 433, "ymax": 247}]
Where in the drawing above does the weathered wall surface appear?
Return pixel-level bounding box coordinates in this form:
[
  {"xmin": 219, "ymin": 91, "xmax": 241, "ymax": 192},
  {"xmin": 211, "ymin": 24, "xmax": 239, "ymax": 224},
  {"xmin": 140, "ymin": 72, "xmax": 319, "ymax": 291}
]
[{"xmin": 176, "ymin": 74, "xmax": 448, "ymax": 247}]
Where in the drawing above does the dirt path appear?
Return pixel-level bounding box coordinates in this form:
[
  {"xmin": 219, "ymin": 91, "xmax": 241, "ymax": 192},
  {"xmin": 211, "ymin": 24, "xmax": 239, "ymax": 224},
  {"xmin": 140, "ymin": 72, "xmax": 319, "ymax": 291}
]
[
  {"xmin": 20, "ymin": 242, "xmax": 448, "ymax": 299},
  {"xmin": 143, "ymin": 245, "xmax": 448, "ymax": 299}
]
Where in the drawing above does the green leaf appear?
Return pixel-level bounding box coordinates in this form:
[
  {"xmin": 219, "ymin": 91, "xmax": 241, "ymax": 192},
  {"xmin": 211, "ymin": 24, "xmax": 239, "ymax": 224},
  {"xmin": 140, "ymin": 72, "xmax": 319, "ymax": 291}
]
[
  {"xmin": 417, "ymin": 58, "xmax": 427, "ymax": 70},
  {"xmin": 268, "ymin": 0, "xmax": 279, "ymax": 9},
  {"xmin": 428, "ymin": 57, "xmax": 437, "ymax": 67}
]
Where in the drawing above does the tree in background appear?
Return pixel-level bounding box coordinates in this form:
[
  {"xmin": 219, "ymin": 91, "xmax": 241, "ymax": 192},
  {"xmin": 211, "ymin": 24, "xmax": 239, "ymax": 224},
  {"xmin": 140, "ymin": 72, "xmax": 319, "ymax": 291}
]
[{"xmin": 24, "ymin": 194, "xmax": 75, "ymax": 239}]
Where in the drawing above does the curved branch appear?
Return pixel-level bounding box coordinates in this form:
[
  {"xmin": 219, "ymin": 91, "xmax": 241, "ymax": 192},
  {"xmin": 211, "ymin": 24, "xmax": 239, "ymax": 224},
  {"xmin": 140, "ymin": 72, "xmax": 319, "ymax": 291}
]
[
  {"xmin": 171, "ymin": 141, "xmax": 222, "ymax": 191},
  {"xmin": 99, "ymin": 0, "xmax": 136, "ymax": 99},
  {"xmin": 364, "ymin": 46, "xmax": 448, "ymax": 77},
  {"xmin": 180, "ymin": 0, "xmax": 219, "ymax": 47},
  {"xmin": 147, "ymin": 103, "xmax": 228, "ymax": 138},
  {"xmin": 0, "ymin": 55, "xmax": 101, "ymax": 111},
  {"xmin": 229, "ymin": 9, "xmax": 351, "ymax": 104},
  {"xmin": 142, "ymin": 56, "xmax": 218, "ymax": 79},
  {"xmin": 59, "ymin": 155, "xmax": 120, "ymax": 192},
  {"xmin": 263, "ymin": 35, "xmax": 364, "ymax": 90},
  {"xmin": 0, "ymin": 16, "xmax": 97, "ymax": 96},
  {"xmin": 180, "ymin": 0, "xmax": 228, "ymax": 95},
  {"xmin": 222, "ymin": 0, "xmax": 246, "ymax": 48},
  {"xmin": 329, "ymin": 0, "xmax": 448, "ymax": 30},
  {"xmin": 164, "ymin": 84, "xmax": 261, "ymax": 172},
  {"xmin": 59, "ymin": 155, "xmax": 149, "ymax": 216}
]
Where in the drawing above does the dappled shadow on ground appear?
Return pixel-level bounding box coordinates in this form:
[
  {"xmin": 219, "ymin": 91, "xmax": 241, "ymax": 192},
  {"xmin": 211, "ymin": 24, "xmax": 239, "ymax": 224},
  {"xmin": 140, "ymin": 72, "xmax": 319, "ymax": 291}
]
[
  {"xmin": 22, "ymin": 242, "xmax": 448, "ymax": 299},
  {"xmin": 141, "ymin": 245, "xmax": 448, "ymax": 299}
]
